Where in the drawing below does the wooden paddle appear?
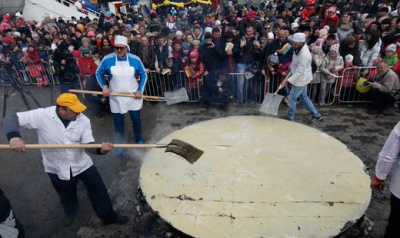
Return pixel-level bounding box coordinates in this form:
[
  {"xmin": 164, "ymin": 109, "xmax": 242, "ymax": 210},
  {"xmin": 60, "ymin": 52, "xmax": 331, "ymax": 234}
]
[
  {"xmin": 68, "ymin": 88, "xmax": 189, "ymax": 105},
  {"xmin": 0, "ymin": 139, "xmax": 203, "ymax": 164}
]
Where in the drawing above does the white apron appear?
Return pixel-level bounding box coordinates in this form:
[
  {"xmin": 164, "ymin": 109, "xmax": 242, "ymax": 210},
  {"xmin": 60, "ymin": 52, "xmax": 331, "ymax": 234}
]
[{"xmin": 109, "ymin": 55, "xmax": 143, "ymax": 113}]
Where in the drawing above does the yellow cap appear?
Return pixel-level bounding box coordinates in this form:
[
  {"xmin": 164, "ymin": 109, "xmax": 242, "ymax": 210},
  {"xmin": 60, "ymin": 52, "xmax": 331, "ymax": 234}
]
[{"xmin": 56, "ymin": 93, "xmax": 87, "ymax": 113}]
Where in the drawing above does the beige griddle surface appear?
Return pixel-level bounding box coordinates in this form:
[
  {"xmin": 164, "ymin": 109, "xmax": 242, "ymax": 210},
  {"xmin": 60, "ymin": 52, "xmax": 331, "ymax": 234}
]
[{"xmin": 140, "ymin": 116, "xmax": 371, "ymax": 238}]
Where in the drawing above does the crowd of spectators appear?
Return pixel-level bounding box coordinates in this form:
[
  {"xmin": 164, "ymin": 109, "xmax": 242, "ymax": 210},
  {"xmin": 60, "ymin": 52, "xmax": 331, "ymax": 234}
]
[{"xmin": 1, "ymin": 0, "xmax": 400, "ymax": 110}]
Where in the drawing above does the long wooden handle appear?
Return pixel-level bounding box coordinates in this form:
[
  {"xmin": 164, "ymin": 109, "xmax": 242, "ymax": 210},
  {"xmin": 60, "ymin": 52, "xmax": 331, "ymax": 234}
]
[
  {"xmin": 0, "ymin": 144, "xmax": 168, "ymax": 149},
  {"xmin": 274, "ymin": 72, "xmax": 292, "ymax": 95},
  {"xmin": 69, "ymin": 89, "xmax": 163, "ymax": 100}
]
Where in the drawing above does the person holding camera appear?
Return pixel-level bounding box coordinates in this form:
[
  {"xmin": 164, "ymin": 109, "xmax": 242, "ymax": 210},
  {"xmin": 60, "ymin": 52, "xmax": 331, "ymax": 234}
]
[
  {"xmin": 364, "ymin": 60, "xmax": 400, "ymax": 114},
  {"xmin": 235, "ymin": 25, "xmax": 261, "ymax": 103},
  {"xmin": 198, "ymin": 31, "xmax": 224, "ymax": 83},
  {"xmin": 56, "ymin": 57, "xmax": 80, "ymax": 94}
]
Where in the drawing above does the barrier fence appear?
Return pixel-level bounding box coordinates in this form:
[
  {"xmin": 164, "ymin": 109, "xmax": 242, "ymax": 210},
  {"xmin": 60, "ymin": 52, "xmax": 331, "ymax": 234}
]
[{"xmin": 1, "ymin": 62, "xmax": 378, "ymax": 105}]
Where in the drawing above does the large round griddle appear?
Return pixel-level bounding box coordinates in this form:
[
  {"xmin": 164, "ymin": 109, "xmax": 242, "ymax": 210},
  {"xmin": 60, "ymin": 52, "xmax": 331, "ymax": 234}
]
[{"xmin": 140, "ymin": 116, "xmax": 371, "ymax": 237}]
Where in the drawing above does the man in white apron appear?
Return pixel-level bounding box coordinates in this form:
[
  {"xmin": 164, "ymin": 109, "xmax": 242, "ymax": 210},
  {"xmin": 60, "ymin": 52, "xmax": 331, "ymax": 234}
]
[{"xmin": 96, "ymin": 35, "xmax": 148, "ymax": 155}]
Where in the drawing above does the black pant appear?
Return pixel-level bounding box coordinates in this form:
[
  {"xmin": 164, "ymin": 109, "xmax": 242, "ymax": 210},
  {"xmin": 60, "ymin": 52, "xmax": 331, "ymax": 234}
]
[
  {"xmin": 369, "ymin": 88, "xmax": 393, "ymax": 112},
  {"xmin": 385, "ymin": 193, "xmax": 400, "ymax": 238},
  {"xmin": 48, "ymin": 165, "xmax": 117, "ymax": 222}
]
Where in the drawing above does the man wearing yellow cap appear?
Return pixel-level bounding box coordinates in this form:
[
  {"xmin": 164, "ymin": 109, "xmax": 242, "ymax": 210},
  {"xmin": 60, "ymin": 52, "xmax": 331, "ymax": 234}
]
[{"xmin": 2, "ymin": 93, "xmax": 128, "ymax": 227}]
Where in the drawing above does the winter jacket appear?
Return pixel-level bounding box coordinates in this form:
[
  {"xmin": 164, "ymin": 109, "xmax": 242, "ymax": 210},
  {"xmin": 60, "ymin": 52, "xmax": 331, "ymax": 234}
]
[
  {"xmin": 78, "ymin": 57, "xmax": 97, "ymax": 78},
  {"xmin": 370, "ymin": 68, "xmax": 399, "ymax": 96},
  {"xmin": 321, "ymin": 55, "xmax": 344, "ymax": 83},
  {"xmin": 360, "ymin": 39, "xmax": 382, "ymax": 67},
  {"xmin": 383, "ymin": 52, "xmax": 399, "ymax": 67},
  {"xmin": 341, "ymin": 62, "xmax": 358, "ymax": 87}
]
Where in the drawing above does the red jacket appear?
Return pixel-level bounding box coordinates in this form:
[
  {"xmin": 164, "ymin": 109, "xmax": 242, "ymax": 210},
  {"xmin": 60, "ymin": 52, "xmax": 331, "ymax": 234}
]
[{"xmin": 78, "ymin": 57, "xmax": 97, "ymax": 78}]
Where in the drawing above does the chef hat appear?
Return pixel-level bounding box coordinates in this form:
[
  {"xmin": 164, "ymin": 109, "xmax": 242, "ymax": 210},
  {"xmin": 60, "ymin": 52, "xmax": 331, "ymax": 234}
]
[
  {"xmin": 292, "ymin": 33, "xmax": 306, "ymax": 42},
  {"xmin": 114, "ymin": 35, "xmax": 130, "ymax": 51}
]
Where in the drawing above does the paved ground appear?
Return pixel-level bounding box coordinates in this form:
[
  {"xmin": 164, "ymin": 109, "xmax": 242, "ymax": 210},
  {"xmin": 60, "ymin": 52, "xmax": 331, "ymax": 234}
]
[{"xmin": 0, "ymin": 86, "xmax": 398, "ymax": 237}]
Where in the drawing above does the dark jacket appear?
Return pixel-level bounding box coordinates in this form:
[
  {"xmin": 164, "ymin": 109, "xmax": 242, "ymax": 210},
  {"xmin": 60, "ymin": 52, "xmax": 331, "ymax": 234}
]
[
  {"xmin": 236, "ymin": 36, "xmax": 260, "ymax": 65},
  {"xmin": 268, "ymin": 38, "xmax": 294, "ymax": 65},
  {"xmin": 154, "ymin": 43, "xmax": 169, "ymax": 69},
  {"xmin": 199, "ymin": 43, "xmax": 224, "ymax": 71}
]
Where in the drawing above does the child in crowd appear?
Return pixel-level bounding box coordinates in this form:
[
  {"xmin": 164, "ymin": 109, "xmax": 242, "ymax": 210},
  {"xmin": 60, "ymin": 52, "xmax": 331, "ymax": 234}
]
[
  {"xmin": 265, "ymin": 53, "xmax": 280, "ymax": 93},
  {"xmin": 310, "ymin": 40, "xmax": 324, "ymax": 102},
  {"xmin": 184, "ymin": 49, "xmax": 204, "ymax": 100},
  {"xmin": 26, "ymin": 44, "xmax": 49, "ymax": 86},
  {"xmin": 383, "ymin": 44, "xmax": 398, "ymax": 66},
  {"xmin": 77, "ymin": 47, "xmax": 97, "ymax": 90},
  {"xmin": 340, "ymin": 54, "xmax": 359, "ymax": 101},
  {"xmin": 246, "ymin": 61, "xmax": 265, "ymax": 103},
  {"xmin": 320, "ymin": 44, "xmax": 343, "ymax": 106},
  {"xmin": 367, "ymin": 57, "xmax": 382, "ymax": 80},
  {"xmin": 161, "ymin": 57, "xmax": 180, "ymax": 90}
]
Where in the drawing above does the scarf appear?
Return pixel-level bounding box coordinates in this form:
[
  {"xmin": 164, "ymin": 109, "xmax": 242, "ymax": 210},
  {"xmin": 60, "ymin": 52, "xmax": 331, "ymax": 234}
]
[{"xmin": 139, "ymin": 43, "xmax": 151, "ymax": 66}]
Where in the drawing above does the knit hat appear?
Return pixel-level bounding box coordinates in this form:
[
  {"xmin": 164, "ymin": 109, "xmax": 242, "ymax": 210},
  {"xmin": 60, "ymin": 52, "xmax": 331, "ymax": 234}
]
[
  {"xmin": 386, "ymin": 44, "xmax": 397, "ymax": 53},
  {"xmin": 190, "ymin": 49, "xmax": 199, "ymax": 59},
  {"xmin": 267, "ymin": 32, "xmax": 274, "ymax": 40},
  {"xmin": 330, "ymin": 43, "xmax": 340, "ymax": 53},
  {"xmin": 270, "ymin": 53, "xmax": 279, "ymax": 63},
  {"xmin": 307, "ymin": 0, "xmax": 316, "ymax": 6},
  {"xmin": 291, "ymin": 22, "xmax": 299, "ymax": 30},
  {"xmin": 319, "ymin": 28, "xmax": 328, "ymax": 39},
  {"xmin": 81, "ymin": 37, "xmax": 90, "ymax": 44},
  {"xmin": 80, "ymin": 47, "xmax": 90, "ymax": 54},
  {"xmin": 173, "ymin": 38, "xmax": 182, "ymax": 46},
  {"xmin": 345, "ymin": 54, "xmax": 354, "ymax": 63},
  {"xmin": 182, "ymin": 42, "xmax": 190, "ymax": 50},
  {"xmin": 292, "ymin": 33, "xmax": 306, "ymax": 42},
  {"xmin": 373, "ymin": 57, "xmax": 382, "ymax": 66},
  {"xmin": 344, "ymin": 35, "xmax": 356, "ymax": 44},
  {"xmin": 327, "ymin": 6, "xmax": 336, "ymax": 13},
  {"xmin": 175, "ymin": 30, "xmax": 183, "ymax": 36},
  {"xmin": 178, "ymin": 10, "xmax": 186, "ymax": 19},
  {"xmin": 3, "ymin": 14, "xmax": 10, "ymax": 21},
  {"xmin": 247, "ymin": 9, "xmax": 257, "ymax": 20},
  {"xmin": 192, "ymin": 40, "xmax": 201, "ymax": 45},
  {"xmin": 43, "ymin": 13, "xmax": 50, "ymax": 19},
  {"xmin": 87, "ymin": 31, "xmax": 95, "ymax": 37},
  {"xmin": 1, "ymin": 37, "xmax": 11, "ymax": 45}
]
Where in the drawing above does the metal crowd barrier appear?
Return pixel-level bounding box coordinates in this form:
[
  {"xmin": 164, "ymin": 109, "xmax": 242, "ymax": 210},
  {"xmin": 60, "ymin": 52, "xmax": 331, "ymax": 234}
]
[
  {"xmin": 1, "ymin": 65, "xmax": 378, "ymax": 106},
  {"xmin": 145, "ymin": 70, "xmax": 202, "ymax": 103}
]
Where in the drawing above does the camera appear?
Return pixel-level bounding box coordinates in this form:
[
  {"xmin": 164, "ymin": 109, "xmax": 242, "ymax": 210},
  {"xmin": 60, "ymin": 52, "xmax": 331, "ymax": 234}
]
[{"xmin": 363, "ymin": 78, "xmax": 374, "ymax": 86}]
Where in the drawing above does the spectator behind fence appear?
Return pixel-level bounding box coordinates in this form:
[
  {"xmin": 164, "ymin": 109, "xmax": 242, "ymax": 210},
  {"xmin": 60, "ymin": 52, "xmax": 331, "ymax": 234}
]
[
  {"xmin": 85, "ymin": 74, "xmax": 110, "ymax": 118},
  {"xmin": 319, "ymin": 43, "xmax": 344, "ymax": 106},
  {"xmin": 364, "ymin": 60, "xmax": 400, "ymax": 114},
  {"xmin": 383, "ymin": 44, "xmax": 399, "ymax": 66},
  {"xmin": 235, "ymin": 25, "xmax": 261, "ymax": 103},
  {"xmin": 184, "ymin": 49, "xmax": 204, "ymax": 101},
  {"xmin": 200, "ymin": 69, "xmax": 234, "ymax": 110},
  {"xmin": 340, "ymin": 54, "xmax": 359, "ymax": 101},
  {"xmin": 57, "ymin": 57, "xmax": 80, "ymax": 93}
]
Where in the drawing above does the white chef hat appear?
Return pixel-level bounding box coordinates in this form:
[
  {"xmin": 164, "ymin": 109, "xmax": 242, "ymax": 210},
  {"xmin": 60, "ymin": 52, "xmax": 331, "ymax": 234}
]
[
  {"xmin": 292, "ymin": 33, "xmax": 306, "ymax": 42},
  {"xmin": 114, "ymin": 35, "xmax": 130, "ymax": 51}
]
